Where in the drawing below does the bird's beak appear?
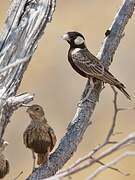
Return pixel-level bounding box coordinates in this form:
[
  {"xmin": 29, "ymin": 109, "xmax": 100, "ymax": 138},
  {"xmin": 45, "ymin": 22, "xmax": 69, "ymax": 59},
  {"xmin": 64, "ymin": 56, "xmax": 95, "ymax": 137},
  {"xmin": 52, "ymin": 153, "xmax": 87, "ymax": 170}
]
[
  {"xmin": 26, "ymin": 108, "xmax": 30, "ymax": 113},
  {"xmin": 3, "ymin": 141, "xmax": 9, "ymax": 146},
  {"xmin": 62, "ymin": 33, "xmax": 70, "ymax": 41},
  {"xmin": 22, "ymin": 104, "xmax": 31, "ymax": 108},
  {"xmin": 26, "ymin": 108, "xmax": 34, "ymax": 116}
]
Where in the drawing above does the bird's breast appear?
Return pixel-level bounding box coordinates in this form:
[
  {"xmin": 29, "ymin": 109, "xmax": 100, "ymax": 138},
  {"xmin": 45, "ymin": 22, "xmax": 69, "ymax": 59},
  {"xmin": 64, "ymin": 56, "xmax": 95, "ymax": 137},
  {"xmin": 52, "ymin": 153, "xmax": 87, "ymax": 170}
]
[
  {"xmin": 23, "ymin": 123, "xmax": 51, "ymax": 153},
  {"xmin": 68, "ymin": 48, "xmax": 87, "ymax": 78}
]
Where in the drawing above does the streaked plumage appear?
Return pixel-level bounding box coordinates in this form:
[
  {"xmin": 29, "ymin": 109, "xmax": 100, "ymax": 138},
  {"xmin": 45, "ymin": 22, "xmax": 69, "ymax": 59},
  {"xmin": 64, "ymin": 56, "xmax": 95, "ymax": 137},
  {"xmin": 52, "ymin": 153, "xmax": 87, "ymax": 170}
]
[
  {"xmin": 0, "ymin": 141, "xmax": 9, "ymax": 179},
  {"xmin": 63, "ymin": 31, "xmax": 130, "ymax": 100},
  {"xmin": 23, "ymin": 104, "xmax": 56, "ymax": 165}
]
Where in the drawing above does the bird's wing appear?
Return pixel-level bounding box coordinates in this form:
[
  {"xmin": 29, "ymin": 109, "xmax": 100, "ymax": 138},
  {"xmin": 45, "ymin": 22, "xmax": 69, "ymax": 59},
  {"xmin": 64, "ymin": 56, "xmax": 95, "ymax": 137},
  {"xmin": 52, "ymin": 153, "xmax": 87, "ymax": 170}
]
[
  {"xmin": 71, "ymin": 48, "xmax": 124, "ymax": 85},
  {"xmin": 48, "ymin": 127, "xmax": 57, "ymax": 151},
  {"xmin": 23, "ymin": 124, "xmax": 53, "ymax": 153},
  {"xmin": 23, "ymin": 127, "xmax": 30, "ymax": 147},
  {"xmin": 72, "ymin": 48, "xmax": 105, "ymax": 79}
]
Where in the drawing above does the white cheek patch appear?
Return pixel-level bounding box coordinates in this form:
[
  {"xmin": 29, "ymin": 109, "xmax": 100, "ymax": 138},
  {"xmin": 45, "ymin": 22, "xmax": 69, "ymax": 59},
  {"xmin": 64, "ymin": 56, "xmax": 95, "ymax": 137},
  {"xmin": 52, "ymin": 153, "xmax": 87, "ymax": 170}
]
[{"xmin": 74, "ymin": 36, "xmax": 84, "ymax": 45}]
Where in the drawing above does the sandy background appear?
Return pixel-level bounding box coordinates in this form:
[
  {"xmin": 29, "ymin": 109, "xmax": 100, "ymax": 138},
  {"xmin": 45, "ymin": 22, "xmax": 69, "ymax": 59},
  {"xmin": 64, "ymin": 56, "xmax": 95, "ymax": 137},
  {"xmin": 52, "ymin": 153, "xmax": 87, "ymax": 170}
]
[{"xmin": 0, "ymin": 0, "xmax": 135, "ymax": 179}]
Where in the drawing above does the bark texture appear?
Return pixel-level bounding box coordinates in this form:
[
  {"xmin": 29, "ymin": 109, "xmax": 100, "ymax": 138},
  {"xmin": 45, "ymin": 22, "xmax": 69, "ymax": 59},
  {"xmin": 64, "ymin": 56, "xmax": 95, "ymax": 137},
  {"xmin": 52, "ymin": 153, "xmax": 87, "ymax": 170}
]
[{"xmin": 0, "ymin": 0, "xmax": 56, "ymax": 143}]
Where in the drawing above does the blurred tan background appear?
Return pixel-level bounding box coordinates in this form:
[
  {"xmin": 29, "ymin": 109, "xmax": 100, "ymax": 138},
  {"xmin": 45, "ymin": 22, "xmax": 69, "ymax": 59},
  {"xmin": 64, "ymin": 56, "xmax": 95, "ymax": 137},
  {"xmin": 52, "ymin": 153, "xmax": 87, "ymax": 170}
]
[{"xmin": 0, "ymin": 0, "xmax": 135, "ymax": 179}]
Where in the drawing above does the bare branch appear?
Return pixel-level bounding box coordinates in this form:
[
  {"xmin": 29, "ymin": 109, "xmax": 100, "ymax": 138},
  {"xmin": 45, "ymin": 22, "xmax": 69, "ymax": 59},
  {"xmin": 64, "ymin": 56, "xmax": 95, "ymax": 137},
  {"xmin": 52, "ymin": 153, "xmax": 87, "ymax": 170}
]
[
  {"xmin": 46, "ymin": 133, "xmax": 135, "ymax": 180},
  {"xmin": 118, "ymin": 107, "xmax": 135, "ymax": 111},
  {"xmin": 0, "ymin": 0, "xmax": 56, "ymax": 142},
  {"xmin": 0, "ymin": 55, "xmax": 30, "ymax": 74},
  {"xmin": 57, "ymin": 105, "xmax": 119, "ymax": 179},
  {"xmin": 54, "ymin": 87, "xmax": 135, "ymax": 179},
  {"xmin": 105, "ymin": 86, "xmax": 118, "ymax": 142},
  {"xmin": 87, "ymin": 151, "xmax": 135, "ymax": 180},
  {"xmin": 13, "ymin": 171, "xmax": 23, "ymax": 180},
  {"xmin": 6, "ymin": 93, "xmax": 34, "ymax": 109},
  {"xmin": 89, "ymin": 157, "xmax": 128, "ymax": 177}
]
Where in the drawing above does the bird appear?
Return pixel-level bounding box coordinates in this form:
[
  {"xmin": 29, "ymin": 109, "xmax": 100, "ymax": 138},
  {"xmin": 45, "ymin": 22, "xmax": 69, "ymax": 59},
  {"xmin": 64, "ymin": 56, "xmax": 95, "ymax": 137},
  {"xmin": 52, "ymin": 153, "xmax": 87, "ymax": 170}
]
[
  {"xmin": 0, "ymin": 141, "xmax": 9, "ymax": 179},
  {"xmin": 23, "ymin": 104, "xmax": 56, "ymax": 169},
  {"xmin": 63, "ymin": 31, "xmax": 131, "ymax": 100}
]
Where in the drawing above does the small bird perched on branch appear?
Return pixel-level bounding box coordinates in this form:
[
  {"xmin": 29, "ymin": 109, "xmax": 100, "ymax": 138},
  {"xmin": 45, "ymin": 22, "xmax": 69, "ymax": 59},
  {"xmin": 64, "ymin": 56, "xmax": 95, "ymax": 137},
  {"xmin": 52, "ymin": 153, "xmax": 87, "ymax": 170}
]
[
  {"xmin": 63, "ymin": 31, "xmax": 131, "ymax": 100},
  {"xmin": 0, "ymin": 141, "xmax": 9, "ymax": 179},
  {"xmin": 23, "ymin": 104, "xmax": 56, "ymax": 169}
]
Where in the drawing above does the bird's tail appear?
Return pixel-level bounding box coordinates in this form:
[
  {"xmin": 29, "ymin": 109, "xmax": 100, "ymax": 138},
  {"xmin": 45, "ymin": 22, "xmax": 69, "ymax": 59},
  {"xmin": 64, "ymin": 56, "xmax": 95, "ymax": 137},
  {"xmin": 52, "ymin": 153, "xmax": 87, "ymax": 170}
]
[
  {"xmin": 103, "ymin": 70, "xmax": 131, "ymax": 100},
  {"xmin": 37, "ymin": 153, "xmax": 48, "ymax": 165},
  {"xmin": 115, "ymin": 84, "xmax": 131, "ymax": 100}
]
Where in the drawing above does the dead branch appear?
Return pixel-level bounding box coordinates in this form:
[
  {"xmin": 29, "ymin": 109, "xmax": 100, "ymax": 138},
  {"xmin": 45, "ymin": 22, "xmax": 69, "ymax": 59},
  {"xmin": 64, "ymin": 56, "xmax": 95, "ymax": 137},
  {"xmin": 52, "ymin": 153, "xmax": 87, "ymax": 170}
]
[
  {"xmin": 46, "ymin": 133, "xmax": 135, "ymax": 180},
  {"xmin": 87, "ymin": 151, "xmax": 135, "ymax": 180},
  {"xmin": 48, "ymin": 89, "xmax": 135, "ymax": 179},
  {"xmin": 0, "ymin": 0, "xmax": 56, "ymax": 143}
]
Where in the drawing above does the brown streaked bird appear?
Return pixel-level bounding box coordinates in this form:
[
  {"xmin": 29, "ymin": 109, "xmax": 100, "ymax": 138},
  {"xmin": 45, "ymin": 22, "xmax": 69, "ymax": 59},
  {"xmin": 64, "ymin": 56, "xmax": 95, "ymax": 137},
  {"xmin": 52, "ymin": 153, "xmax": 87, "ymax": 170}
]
[
  {"xmin": 0, "ymin": 141, "xmax": 9, "ymax": 179},
  {"xmin": 63, "ymin": 31, "xmax": 131, "ymax": 100},
  {"xmin": 23, "ymin": 104, "xmax": 56, "ymax": 167}
]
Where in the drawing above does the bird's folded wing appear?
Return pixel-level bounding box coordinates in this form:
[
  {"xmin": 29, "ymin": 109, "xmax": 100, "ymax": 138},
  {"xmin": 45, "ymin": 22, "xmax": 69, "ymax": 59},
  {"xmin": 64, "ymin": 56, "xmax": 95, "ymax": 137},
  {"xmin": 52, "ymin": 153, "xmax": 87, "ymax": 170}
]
[
  {"xmin": 48, "ymin": 127, "xmax": 57, "ymax": 150},
  {"xmin": 72, "ymin": 49, "xmax": 104, "ymax": 78},
  {"xmin": 72, "ymin": 49, "xmax": 124, "ymax": 86}
]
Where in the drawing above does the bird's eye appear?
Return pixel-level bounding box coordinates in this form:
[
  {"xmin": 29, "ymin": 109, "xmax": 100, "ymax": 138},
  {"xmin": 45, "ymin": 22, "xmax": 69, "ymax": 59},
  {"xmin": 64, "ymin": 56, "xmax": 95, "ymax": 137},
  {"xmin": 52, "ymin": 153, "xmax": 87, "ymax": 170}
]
[{"xmin": 35, "ymin": 107, "xmax": 40, "ymax": 111}]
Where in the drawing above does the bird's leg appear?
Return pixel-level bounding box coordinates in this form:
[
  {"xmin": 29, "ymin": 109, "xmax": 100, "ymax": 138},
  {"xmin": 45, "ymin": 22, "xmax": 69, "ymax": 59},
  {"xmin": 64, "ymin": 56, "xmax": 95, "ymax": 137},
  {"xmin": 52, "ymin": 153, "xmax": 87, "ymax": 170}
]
[
  {"xmin": 78, "ymin": 78, "xmax": 94, "ymax": 106},
  {"xmin": 32, "ymin": 150, "xmax": 36, "ymax": 172}
]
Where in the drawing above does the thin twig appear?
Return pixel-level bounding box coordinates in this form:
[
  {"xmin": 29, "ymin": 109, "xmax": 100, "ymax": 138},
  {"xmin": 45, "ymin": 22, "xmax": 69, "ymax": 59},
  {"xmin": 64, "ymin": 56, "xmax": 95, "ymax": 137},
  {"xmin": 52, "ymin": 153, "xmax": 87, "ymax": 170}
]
[
  {"xmin": 13, "ymin": 171, "xmax": 23, "ymax": 180},
  {"xmin": 0, "ymin": 56, "xmax": 30, "ymax": 74},
  {"xmin": 87, "ymin": 151, "xmax": 135, "ymax": 180},
  {"xmin": 52, "ymin": 88, "xmax": 135, "ymax": 179},
  {"xmin": 105, "ymin": 86, "xmax": 118, "ymax": 142},
  {"xmin": 89, "ymin": 156, "xmax": 127, "ymax": 176},
  {"xmin": 57, "ymin": 88, "xmax": 120, "ymax": 176},
  {"xmin": 45, "ymin": 133, "xmax": 135, "ymax": 180},
  {"xmin": 118, "ymin": 107, "xmax": 135, "ymax": 111}
]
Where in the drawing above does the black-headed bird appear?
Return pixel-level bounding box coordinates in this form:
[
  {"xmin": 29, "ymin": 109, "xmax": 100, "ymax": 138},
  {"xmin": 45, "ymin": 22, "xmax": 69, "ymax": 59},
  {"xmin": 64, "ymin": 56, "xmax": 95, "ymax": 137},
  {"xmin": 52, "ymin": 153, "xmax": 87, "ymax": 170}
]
[{"xmin": 63, "ymin": 31, "xmax": 130, "ymax": 100}]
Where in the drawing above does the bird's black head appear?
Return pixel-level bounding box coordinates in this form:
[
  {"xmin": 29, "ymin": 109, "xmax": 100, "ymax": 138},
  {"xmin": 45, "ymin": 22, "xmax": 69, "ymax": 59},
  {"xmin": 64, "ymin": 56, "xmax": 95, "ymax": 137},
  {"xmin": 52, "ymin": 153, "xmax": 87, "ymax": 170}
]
[{"xmin": 63, "ymin": 31, "xmax": 86, "ymax": 48}]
